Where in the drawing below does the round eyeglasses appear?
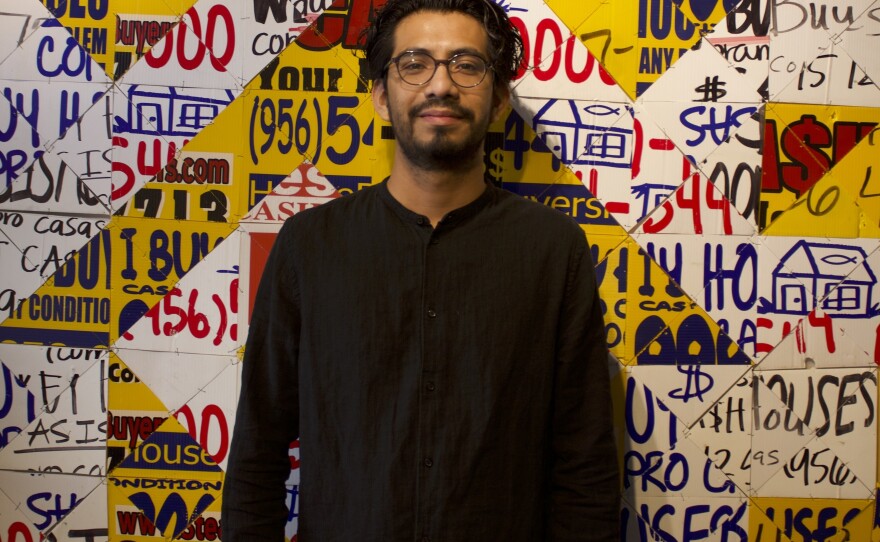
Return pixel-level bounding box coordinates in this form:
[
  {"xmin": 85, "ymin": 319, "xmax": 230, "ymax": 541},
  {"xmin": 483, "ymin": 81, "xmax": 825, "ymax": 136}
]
[{"xmin": 387, "ymin": 51, "xmax": 491, "ymax": 88}]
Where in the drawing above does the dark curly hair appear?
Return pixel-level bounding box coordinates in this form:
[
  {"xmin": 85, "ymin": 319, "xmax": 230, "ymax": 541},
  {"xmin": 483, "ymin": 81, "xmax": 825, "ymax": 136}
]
[{"xmin": 361, "ymin": 0, "xmax": 524, "ymax": 91}]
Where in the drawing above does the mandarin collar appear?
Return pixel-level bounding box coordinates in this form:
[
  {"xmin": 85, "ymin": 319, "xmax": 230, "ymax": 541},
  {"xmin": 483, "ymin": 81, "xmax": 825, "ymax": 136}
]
[{"xmin": 377, "ymin": 176, "xmax": 497, "ymax": 229}]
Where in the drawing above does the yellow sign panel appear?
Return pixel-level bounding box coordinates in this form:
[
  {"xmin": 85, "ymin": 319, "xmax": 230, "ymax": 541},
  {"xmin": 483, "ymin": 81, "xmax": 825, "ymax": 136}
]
[
  {"xmin": 763, "ymin": 175, "xmax": 880, "ymax": 239},
  {"xmin": 106, "ymin": 352, "xmax": 170, "ymax": 473},
  {"xmin": 109, "ymin": 415, "xmax": 223, "ymax": 540},
  {"xmin": 46, "ymin": 0, "xmax": 197, "ymax": 79},
  {"xmin": 546, "ymin": 0, "xmax": 706, "ymax": 99},
  {"xmin": 601, "ymin": 237, "xmax": 750, "ymax": 365},
  {"xmin": 750, "ymin": 498, "xmax": 873, "ymax": 542},
  {"xmin": 761, "ymin": 103, "xmax": 880, "ymax": 232},
  {"xmin": 108, "ymin": 216, "xmax": 236, "ymax": 343},
  {"xmin": 0, "ymin": 229, "xmax": 111, "ymax": 348}
]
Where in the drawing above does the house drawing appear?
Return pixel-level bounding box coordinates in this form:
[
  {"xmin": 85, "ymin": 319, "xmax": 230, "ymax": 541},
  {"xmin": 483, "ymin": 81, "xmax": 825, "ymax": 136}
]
[
  {"xmin": 531, "ymin": 99, "xmax": 632, "ymax": 169},
  {"xmin": 760, "ymin": 240, "xmax": 877, "ymax": 318},
  {"xmin": 117, "ymin": 85, "xmax": 236, "ymax": 137}
]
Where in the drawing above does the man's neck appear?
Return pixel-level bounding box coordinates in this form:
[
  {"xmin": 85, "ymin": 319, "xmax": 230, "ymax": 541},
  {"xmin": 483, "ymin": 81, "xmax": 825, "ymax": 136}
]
[{"xmin": 386, "ymin": 157, "xmax": 486, "ymax": 227}]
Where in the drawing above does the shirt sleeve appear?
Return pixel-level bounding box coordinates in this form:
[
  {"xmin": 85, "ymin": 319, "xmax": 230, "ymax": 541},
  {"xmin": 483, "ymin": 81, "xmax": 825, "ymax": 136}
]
[
  {"xmin": 222, "ymin": 219, "xmax": 301, "ymax": 542},
  {"xmin": 547, "ymin": 230, "xmax": 621, "ymax": 541}
]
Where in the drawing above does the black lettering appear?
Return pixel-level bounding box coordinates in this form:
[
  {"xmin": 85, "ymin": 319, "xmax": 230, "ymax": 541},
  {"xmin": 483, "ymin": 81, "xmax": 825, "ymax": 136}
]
[{"xmin": 253, "ymin": 0, "xmax": 288, "ymax": 24}]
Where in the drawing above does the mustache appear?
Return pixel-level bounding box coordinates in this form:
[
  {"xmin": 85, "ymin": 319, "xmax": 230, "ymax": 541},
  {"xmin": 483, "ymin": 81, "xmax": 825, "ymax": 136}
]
[{"xmin": 409, "ymin": 99, "xmax": 473, "ymax": 120}]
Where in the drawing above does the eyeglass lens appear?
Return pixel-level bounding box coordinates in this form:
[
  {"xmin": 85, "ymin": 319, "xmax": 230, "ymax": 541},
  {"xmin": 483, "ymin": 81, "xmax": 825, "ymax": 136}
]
[{"xmin": 396, "ymin": 52, "xmax": 488, "ymax": 87}]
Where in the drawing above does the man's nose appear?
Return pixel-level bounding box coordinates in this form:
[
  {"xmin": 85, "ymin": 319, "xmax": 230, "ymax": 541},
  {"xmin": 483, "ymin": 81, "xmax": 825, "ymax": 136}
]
[{"xmin": 425, "ymin": 62, "xmax": 458, "ymax": 97}]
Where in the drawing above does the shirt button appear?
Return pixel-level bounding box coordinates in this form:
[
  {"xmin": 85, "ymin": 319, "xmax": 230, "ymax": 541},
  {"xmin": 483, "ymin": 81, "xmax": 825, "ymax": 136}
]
[
  {"xmin": 425, "ymin": 381, "xmax": 436, "ymax": 392},
  {"xmin": 427, "ymin": 308, "xmax": 437, "ymax": 318},
  {"xmin": 424, "ymin": 457, "xmax": 433, "ymax": 468},
  {"xmin": 417, "ymin": 217, "xmax": 427, "ymax": 226}
]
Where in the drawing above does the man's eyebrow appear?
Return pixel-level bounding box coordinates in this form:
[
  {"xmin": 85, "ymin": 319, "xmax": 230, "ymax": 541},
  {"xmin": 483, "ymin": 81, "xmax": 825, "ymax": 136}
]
[
  {"xmin": 450, "ymin": 47, "xmax": 486, "ymax": 57},
  {"xmin": 397, "ymin": 46, "xmax": 487, "ymax": 57}
]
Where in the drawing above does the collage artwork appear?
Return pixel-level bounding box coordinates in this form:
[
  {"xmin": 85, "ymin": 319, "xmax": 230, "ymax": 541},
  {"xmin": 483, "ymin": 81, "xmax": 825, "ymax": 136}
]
[{"xmin": 1, "ymin": 0, "xmax": 879, "ymax": 540}]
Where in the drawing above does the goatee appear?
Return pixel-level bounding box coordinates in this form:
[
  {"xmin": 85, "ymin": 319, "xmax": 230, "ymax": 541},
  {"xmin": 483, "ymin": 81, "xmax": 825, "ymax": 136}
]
[{"xmin": 392, "ymin": 98, "xmax": 488, "ymax": 172}]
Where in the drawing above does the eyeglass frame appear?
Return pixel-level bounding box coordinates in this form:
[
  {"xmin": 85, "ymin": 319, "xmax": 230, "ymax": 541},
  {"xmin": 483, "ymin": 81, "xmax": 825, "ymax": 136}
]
[{"xmin": 384, "ymin": 50, "xmax": 494, "ymax": 88}]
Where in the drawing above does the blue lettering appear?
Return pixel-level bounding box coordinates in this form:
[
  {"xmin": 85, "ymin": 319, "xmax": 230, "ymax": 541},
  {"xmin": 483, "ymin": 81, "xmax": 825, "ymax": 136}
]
[
  {"xmin": 684, "ymin": 504, "xmax": 711, "ymax": 540},
  {"xmin": 1, "ymin": 87, "xmax": 40, "ymax": 148},
  {"xmin": 0, "ymin": 149, "xmax": 32, "ymax": 185},
  {"xmin": 635, "ymin": 315, "xmax": 675, "ymax": 364},
  {"xmin": 636, "ymin": 314, "xmax": 750, "ymax": 365},
  {"xmin": 690, "ymin": 0, "xmax": 719, "ymax": 21},
  {"xmin": 625, "ymin": 450, "xmax": 667, "ymax": 492},
  {"xmin": 651, "ymin": 0, "xmax": 673, "ymax": 40},
  {"xmin": 624, "ymin": 376, "xmax": 678, "ymax": 445},
  {"xmin": 677, "ymin": 314, "xmax": 716, "ymax": 364},
  {"xmin": 680, "ymin": 105, "xmax": 758, "ymax": 147},
  {"xmin": 703, "ymin": 458, "xmax": 736, "ymax": 494},
  {"xmin": 148, "ymin": 230, "xmax": 218, "ymax": 282},
  {"xmin": 36, "ymin": 36, "xmax": 93, "ymax": 81},
  {"xmin": 625, "ymin": 376, "xmax": 654, "ymax": 443},
  {"xmin": 53, "ymin": 229, "xmax": 111, "ymax": 290},
  {"xmin": 713, "ymin": 502, "xmax": 748, "ymax": 541},
  {"xmin": 129, "ymin": 491, "xmax": 215, "ymax": 538},
  {"xmin": 646, "ymin": 242, "xmax": 683, "ymax": 295},
  {"xmin": 624, "ymin": 501, "xmax": 749, "ymax": 542},
  {"xmin": 703, "ymin": 243, "xmax": 757, "ymax": 312},
  {"xmin": 26, "ymin": 492, "xmax": 81, "ymax": 530},
  {"xmin": 45, "ymin": 0, "xmax": 109, "ymax": 19},
  {"xmin": 286, "ymin": 485, "xmax": 299, "ymax": 522},
  {"xmin": 326, "ymin": 95, "xmax": 360, "ymax": 165}
]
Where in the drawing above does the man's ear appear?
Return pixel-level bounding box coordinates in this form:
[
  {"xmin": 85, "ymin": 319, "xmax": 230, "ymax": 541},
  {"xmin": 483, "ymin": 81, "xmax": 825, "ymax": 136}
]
[
  {"xmin": 372, "ymin": 78, "xmax": 391, "ymax": 122},
  {"xmin": 490, "ymin": 83, "xmax": 510, "ymax": 123}
]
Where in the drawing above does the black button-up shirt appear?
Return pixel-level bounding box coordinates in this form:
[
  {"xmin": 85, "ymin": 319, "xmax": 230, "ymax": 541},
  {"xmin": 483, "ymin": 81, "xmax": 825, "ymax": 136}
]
[{"xmin": 222, "ymin": 180, "xmax": 619, "ymax": 541}]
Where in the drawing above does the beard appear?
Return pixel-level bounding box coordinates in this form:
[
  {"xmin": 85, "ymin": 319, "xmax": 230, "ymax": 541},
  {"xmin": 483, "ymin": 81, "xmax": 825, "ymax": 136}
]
[{"xmin": 388, "ymin": 98, "xmax": 490, "ymax": 172}]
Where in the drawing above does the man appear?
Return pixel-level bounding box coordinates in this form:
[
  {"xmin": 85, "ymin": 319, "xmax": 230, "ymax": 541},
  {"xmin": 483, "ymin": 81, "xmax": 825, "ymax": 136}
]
[{"xmin": 222, "ymin": 0, "xmax": 619, "ymax": 540}]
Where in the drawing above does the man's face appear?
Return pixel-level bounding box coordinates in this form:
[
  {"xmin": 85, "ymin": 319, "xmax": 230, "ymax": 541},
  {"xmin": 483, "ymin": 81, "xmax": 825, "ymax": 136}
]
[{"xmin": 371, "ymin": 10, "xmax": 509, "ymax": 172}]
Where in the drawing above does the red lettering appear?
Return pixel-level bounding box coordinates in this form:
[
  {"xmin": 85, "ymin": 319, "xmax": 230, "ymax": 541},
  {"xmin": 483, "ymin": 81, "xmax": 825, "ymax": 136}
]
[
  {"xmin": 177, "ymin": 10, "xmax": 207, "ymax": 71},
  {"xmin": 290, "ymin": 439, "xmax": 301, "ymax": 469},
  {"xmin": 510, "ymin": 17, "xmax": 529, "ymax": 80},
  {"xmin": 107, "ymin": 413, "xmax": 168, "ymax": 448},
  {"xmin": 533, "ymin": 19, "xmax": 563, "ymax": 81},
  {"xmin": 510, "ymin": 16, "xmax": 614, "ymax": 85},
  {"xmin": 143, "ymin": 5, "xmax": 234, "ymax": 72},
  {"xmin": 874, "ymin": 322, "xmax": 880, "ymax": 365},
  {"xmin": 676, "ymin": 174, "xmax": 703, "ymax": 234},
  {"xmin": 780, "ymin": 115, "xmax": 831, "ymax": 197},
  {"xmin": 808, "ymin": 311, "xmax": 836, "ymax": 354},
  {"xmin": 179, "ymin": 516, "xmax": 221, "ymax": 541},
  {"xmin": 138, "ymin": 139, "xmax": 178, "ymax": 177},
  {"xmin": 704, "ymin": 176, "xmax": 733, "ymax": 235},
  {"xmin": 207, "ymin": 5, "xmax": 235, "ymax": 71},
  {"xmin": 761, "ymin": 119, "xmax": 782, "ymax": 192},
  {"xmin": 345, "ymin": 0, "xmax": 386, "ymax": 48},
  {"xmin": 565, "ymin": 35, "xmax": 593, "ymax": 83},
  {"xmin": 116, "ymin": 511, "xmax": 157, "ymax": 536},
  {"xmin": 6, "ymin": 522, "xmax": 35, "ymax": 542},
  {"xmin": 111, "ymin": 136, "xmax": 135, "ymax": 201},
  {"xmin": 831, "ymin": 121, "xmax": 877, "ymax": 164},
  {"xmin": 174, "ymin": 404, "xmax": 230, "ymax": 463},
  {"xmin": 144, "ymin": 30, "xmax": 174, "ymax": 67},
  {"xmin": 201, "ymin": 404, "xmax": 229, "ymax": 463},
  {"xmin": 584, "ymin": 168, "xmax": 629, "ymax": 215},
  {"xmin": 754, "ymin": 317, "xmax": 775, "ymax": 355}
]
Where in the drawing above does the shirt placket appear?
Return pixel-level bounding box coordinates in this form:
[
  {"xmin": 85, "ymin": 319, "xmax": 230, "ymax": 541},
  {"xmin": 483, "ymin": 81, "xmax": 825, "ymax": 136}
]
[{"xmin": 417, "ymin": 217, "xmax": 442, "ymax": 542}]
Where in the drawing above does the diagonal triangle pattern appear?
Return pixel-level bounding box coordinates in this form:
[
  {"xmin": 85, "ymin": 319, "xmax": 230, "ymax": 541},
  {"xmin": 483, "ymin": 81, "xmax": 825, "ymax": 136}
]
[{"xmin": 0, "ymin": 0, "xmax": 878, "ymax": 540}]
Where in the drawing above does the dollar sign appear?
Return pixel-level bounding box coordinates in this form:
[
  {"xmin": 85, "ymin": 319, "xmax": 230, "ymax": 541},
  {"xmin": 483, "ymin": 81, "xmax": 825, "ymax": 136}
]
[
  {"xmin": 781, "ymin": 115, "xmax": 832, "ymax": 196},
  {"xmin": 694, "ymin": 76, "xmax": 728, "ymax": 102},
  {"xmin": 489, "ymin": 149, "xmax": 504, "ymax": 178},
  {"xmin": 669, "ymin": 365, "xmax": 714, "ymax": 403}
]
